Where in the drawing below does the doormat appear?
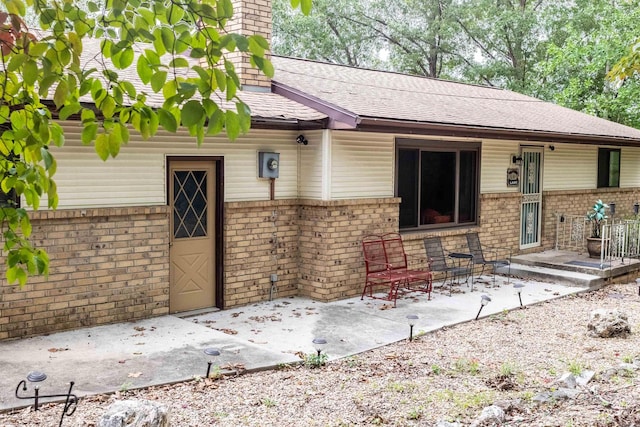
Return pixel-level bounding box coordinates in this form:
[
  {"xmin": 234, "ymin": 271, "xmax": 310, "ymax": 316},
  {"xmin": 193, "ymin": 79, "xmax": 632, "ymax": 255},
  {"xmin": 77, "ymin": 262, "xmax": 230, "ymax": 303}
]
[{"xmin": 564, "ymin": 260, "xmax": 602, "ymax": 269}]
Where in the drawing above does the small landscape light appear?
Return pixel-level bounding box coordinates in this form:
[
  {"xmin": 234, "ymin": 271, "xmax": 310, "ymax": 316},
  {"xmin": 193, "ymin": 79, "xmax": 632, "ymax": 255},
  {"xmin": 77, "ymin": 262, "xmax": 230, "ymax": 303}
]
[
  {"xmin": 15, "ymin": 370, "xmax": 77, "ymax": 426},
  {"xmin": 514, "ymin": 283, "xmax": 525, "ymax": 308},
  {"xmin": 312, "ymin": 337, "xmax": 327, "ymax": 358},
  {"xmin": 406, "ymin": 314, "xmax": 419, "ymax": 342},
  {"xmin": 475, "ymin": 295, "xmax": 491, "ymax": 320},
  {"xmin": 204, "ymin": 347, "xmax": 221, "ymax": 378}
]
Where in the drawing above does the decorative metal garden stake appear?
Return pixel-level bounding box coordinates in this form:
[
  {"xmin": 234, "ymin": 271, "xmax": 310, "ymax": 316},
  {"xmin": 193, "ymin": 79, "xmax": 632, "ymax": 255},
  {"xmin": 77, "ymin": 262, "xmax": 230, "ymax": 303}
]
[
  {"xmin": 475, "ymin": 295, "xmax": 491, "ymax": 320},
  {"xmin": 514, "ymin": 283, "xmax": 525, "ymax": 308},
  {"xmin": 312, "ymin": 338, "xmax": 327, "ymax": 358},
  {"xmin": 15, "ymin": 371, "xmax": 77, "ymax": 427},
  {"xmin": 406, "ymin": 314, "xmax": 419, "ymax": 342},
  {"xmin": 204, "ymin": 348, "xmax": 221, "ymax": 378}
]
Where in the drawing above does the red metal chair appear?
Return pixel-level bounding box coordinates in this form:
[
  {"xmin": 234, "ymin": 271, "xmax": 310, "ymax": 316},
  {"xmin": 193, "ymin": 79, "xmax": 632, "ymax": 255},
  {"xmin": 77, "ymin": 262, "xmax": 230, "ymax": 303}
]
[{"xmin": 361, "ymin": 234, "xmax": 432, "ymax": 306}]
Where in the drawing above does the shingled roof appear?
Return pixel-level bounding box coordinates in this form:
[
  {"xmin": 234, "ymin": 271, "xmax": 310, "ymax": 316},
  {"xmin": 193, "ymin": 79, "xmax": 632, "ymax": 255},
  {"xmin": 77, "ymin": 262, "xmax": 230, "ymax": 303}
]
[
  {"xmin": 271, "ymin": 56, "xmax": 640, "ymax": 145},
  {"xmin": 74, "ymin": 39, "xmax": 327, "ymax": 124}
]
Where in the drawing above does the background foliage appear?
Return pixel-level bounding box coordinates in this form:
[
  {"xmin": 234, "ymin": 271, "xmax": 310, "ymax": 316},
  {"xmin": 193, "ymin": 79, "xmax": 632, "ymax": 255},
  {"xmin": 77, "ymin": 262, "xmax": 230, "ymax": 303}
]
[{"xmin": 273, "ymin": 0, "xmax": 640, "ymax": 128}]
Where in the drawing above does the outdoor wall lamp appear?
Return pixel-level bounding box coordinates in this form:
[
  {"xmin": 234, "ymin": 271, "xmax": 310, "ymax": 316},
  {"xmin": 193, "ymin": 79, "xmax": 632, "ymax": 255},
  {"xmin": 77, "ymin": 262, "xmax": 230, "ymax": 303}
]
[
  {"xmin": 634, "ymin": 202, "xmax": 639, "ymax": 216},
  {"xmin": 296, "ymin": 134, "xmax": 308, "ymax": 145},
  {"xmin": 514, "ymin": 283, "xmax": 525, "ymax": 308},
  {"xmin": 312, "ymin": 337, "xmax": 327, "ymax": 357},
  {"xmin": 406, "ymin": 314, "xmax": 419, "ymax": 342},
  {"xmin": 204, "ymin": 347, "xmax": 221, "ymax": 378},
  {"xmin": 512, "ymin": 155, "xmax": 523, "ymax": 165},
  {"xmin": 15, "ymin": 371, "xmax": 77, "ymax": 427},
  {"xmin": 475, "ymin": 295, "xmax": 491, "ymax": 320},
  {"xmin": 609, "ymin": 202, "xmax": 616, "ymax": 216}
]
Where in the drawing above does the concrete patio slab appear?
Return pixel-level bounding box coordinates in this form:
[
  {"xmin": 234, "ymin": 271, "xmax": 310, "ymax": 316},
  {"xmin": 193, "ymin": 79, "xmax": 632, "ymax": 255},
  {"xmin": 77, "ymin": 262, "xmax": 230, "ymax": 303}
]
[{"xmin": 0, "ymin": 274, "xmax": 587, "ymax": 412}]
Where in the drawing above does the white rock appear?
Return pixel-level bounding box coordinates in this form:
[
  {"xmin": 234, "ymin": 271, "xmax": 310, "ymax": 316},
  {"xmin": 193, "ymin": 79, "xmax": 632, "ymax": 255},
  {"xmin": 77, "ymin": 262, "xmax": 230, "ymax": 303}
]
[
  {"xmin": 98, "ymin": 400, "xmax": 169, "ymax": 427},
  {"xmin": 587, "ymin": 309, "xmax": 631, "ymax": 338}
]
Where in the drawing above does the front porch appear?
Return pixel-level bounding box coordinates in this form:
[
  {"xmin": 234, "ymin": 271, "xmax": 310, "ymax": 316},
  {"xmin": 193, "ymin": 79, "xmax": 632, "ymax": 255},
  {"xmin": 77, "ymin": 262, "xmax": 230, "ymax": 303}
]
[{"xmin": 508, "ymin": 249, "xmax": 640, "ymax": 288}]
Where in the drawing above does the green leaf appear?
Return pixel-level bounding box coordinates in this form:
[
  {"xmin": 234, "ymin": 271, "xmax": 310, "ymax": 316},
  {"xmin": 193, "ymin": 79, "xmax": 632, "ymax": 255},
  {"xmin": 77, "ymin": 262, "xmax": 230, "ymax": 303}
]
[
  {"xmin": 166, "ymin": 4, "xmax": 184, "ymax": 24},
  {"xmin": 23, "ymin": 59, "xmax": 38, "ymax": 86},
  {"xmin": 7, "ymin": 54, "xmax": 27, "ymax": 72},
  {"xmin": 116, "ymin": 47, "xmax": 134, "ymax": 69},
  {"xmin": 95, "ymin": 133, "xmax": 109, "ymax": 161},
  {"xmin": 53, "ymin": 80, "xmax": 69, "ymax": 109},
  {"xmin": 151, "ymin": 71, "xmax": 167, "ymax": 93},
  {"xmin": 225, "ymin": 110, "xmax": 240, "ymax": 140},
  {"xmin": 20, "ymin": 214, "xmax": 31, "ymax": 237},
  {"xmin": 160, "ymin": 27, "xmax": 175, "ymax": 52},
  {"xmin": 59, "ymin": 103, "xmax": 82, "ymax": 120},
  {"xmin": 181, "ymin": 100, "xmax": 205, "ymax": 127},
  {"xmin": 169, "ymin": 57, "xmax": 189, "ymax": 68},
  {"xmin": 82, "ymin": 123, "xmax": 98, "ymax": 145},
  {"xmin": 108, "ymin": 131, "xmax": 121, "ymax": 157},
  {"xmin": 300, "ymin": 0, "xmax": 312, "ymax": 15},
  {"xmin": 137, "ymin": 56, "xmax": 152, "ymax": 84},
  {"xmin": 213, "ymin": 68, "xmax": 226, "ymax": 91},
  {"xmin": 100, "ymin": 96, "xmax": 116, "ymax": 119},
  {"xmin": 41, "ymin": 148, "xmax": 53, "ymax": 170},
  {"xmin": 158, "ymin": 108, "xmax": 178, "ymax": 132}
]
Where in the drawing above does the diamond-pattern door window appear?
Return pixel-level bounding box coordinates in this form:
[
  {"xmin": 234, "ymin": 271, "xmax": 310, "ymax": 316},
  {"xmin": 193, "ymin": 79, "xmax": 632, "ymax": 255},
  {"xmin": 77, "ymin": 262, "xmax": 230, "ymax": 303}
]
[{"xmin": 173, "ymin": 170, "xmax": 207, "ymax": 239}]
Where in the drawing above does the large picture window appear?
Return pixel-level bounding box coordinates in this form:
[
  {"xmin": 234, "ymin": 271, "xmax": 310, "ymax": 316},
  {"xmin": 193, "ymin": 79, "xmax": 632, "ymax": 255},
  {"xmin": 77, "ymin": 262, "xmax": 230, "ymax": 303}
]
[
  {"xmin": 597, "ymin": 148, "xmax": 620, "ymax": 188},
  {"xmin": 396, "ymin": 140, "xmax": 479, "ymax": 229}
]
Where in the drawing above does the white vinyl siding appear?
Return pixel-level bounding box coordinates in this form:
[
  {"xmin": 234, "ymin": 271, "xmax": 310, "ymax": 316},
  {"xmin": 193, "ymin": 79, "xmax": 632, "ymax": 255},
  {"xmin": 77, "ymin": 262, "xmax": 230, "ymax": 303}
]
[
  {"xmin": 330, "ymin": 131, "xmax": 394, "ymax": 199},
  {"xmin": 480, "ymin": 139, "xmax": 520, "ymax": 194},
  {"xmin": 621, "ymin": 146, "xmax": 640, "ymax": 188},
  {"xmin": 297, "ymin": 130, "xmax": 324, "ymax": 199},
  {"xmin": 544, "ymin": 144, "xmax": 596, "ymax": 191},
  {"xmin": 51, "ymin": 122, "xmax": 301, "ymax": 208}
]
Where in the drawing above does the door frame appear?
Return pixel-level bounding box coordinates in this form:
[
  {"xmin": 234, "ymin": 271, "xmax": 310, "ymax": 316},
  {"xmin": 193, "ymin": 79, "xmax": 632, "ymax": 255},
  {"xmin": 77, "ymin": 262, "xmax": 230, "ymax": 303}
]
[
  {"xmin": 519, "ymin": 146, "xmax": 543, "ymax": 250},
  {"xmin": 166, "ymin": 156, "xmax": 225, "ymax": 309}
]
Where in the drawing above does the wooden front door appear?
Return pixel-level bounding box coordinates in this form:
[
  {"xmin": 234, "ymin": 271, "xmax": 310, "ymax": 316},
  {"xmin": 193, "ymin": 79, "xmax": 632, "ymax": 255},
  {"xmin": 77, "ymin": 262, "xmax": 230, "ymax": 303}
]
[{"xmin": 169, "ymin": 160, "xmax": 216, "ymax": 313}]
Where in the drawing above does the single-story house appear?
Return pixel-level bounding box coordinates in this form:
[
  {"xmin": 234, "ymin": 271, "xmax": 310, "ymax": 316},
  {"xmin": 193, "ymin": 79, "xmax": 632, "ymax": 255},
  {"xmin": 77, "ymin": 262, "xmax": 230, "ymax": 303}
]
[{"xmin": 2, "ymin": 0, "xmax": 640, "ymax": 340}]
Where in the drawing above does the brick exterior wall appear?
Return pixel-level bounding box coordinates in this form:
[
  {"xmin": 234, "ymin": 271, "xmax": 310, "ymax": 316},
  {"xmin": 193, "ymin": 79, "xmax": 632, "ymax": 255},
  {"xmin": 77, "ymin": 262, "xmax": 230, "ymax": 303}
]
[
  {"xmin": 228, "ymin": 0, "xmax": 272, "ymax": 88},
  {"xmin": 224, "ymin": 200, "xmax": 299, "ymax": 307},
  {"xmin": 542, "ymin": 187, "xmax": 640, "ymax": 249},
  {"xmin": 0, "ymin": 207, "xmax": 170, "ymax": 340},
  {"xmin": 4, "ymin": 189, "xmax": 638, "ymax": 340},
  {"xmin": 297, "ymin": 198, "xmax": 400, "ymax": 301}
]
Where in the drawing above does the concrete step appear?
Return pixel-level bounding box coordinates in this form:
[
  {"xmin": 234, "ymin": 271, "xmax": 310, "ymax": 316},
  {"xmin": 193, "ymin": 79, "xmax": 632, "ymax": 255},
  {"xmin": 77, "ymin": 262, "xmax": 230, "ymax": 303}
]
[{"xmin": 497, "ymin": 263, "xmax": 604, "ymax": 289}]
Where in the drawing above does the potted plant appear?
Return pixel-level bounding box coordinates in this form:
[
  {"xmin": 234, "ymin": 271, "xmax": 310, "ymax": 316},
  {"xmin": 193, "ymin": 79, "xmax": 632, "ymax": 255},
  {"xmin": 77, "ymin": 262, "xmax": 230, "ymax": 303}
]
[{"xmin": 586, "ymin": 199, "xmax": 608, "ymax": 258}]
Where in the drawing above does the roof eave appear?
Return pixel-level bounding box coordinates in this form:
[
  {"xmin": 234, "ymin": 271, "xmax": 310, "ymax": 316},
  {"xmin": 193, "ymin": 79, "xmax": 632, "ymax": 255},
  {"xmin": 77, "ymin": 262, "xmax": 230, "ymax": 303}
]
[
  {"xmin": 272, "ymin": 81, "xmax": 360, "ymax": 129},
  {"xmin": 356, "ymin": 117, "xmax": 640, "ymax": 146}
]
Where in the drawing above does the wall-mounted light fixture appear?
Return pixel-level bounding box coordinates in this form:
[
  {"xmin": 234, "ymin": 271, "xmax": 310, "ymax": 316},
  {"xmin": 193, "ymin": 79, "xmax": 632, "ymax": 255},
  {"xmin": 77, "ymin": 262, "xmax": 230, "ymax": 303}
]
[
  {"xmin": 296, "ymin": 134, "xmax": 308, "ymax": 145},
  {"xmin": 609, "ymin": 202, "xmax": 616, "ymax": 216},
  {"xmin": 512, "ymin": 155, "xmax": 523, "ymax": 165},
  {"xmin": 634, "ymin": 202, "xmax": 639, "ymax": 216},
  {"xmin": 549, "ymin": 145, "xmax": 555, "ymax": 151}
]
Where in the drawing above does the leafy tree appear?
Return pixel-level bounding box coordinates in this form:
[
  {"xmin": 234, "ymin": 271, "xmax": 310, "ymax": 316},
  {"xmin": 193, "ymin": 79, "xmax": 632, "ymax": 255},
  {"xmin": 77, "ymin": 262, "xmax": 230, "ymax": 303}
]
[
  {"xmin": 272, "ymin": 0, "xmax": 384, "ymax": 68},
  {"xmin": 532, "ymin": 0, "xmax": 640, "ymax": 128},
  {"xmin": 0, "ymin": 0, "xmax": 308, "ymax": 286}
]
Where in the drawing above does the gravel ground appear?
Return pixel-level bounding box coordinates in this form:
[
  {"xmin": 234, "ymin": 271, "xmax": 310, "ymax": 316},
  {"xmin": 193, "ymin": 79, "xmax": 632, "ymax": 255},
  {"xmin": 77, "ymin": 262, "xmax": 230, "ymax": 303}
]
[{"xmin": 2, "ymin": 283, "xmax": 640, "ymax": 427}]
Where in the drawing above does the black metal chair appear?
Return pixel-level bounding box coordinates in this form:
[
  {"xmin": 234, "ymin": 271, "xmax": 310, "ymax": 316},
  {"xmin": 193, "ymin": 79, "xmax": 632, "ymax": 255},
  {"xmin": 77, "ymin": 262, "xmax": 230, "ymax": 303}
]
[
  {"xmin": 423, "ymin": 237, "xmax": 472, "ymax": 296},
  {"xmin": 465, "ymin": 232, "xmax": 511, "ymax": 287}
]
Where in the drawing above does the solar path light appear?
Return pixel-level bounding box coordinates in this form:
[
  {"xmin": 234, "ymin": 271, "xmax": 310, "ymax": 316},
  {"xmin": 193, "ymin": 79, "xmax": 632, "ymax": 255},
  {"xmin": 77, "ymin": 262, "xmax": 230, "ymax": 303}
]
[
  {"xmin": 406, "ymin": 314, "xmax": 419, "ymax": 342},
  {"xmin": 312, "ymin": 337, "xmax": 327, "ymax": 358},
  {"xmin": 475, "ymin": 295, "xmax": 491, "ymax": 320},
  {"xmin": 514, "ymin": 283, "xmax": 525, "ymax": 308},
  {"xmin": 204, "ymin": 348, "xmax": 221, "ymax": 378}
]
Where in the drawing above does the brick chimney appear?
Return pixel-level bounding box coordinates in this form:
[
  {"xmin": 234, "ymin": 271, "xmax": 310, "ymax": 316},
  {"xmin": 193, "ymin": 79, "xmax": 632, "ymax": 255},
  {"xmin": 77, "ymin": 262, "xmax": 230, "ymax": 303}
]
[{"xmin": 227, "ymin": 0, "xmax": 272, "ymax": 90}]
